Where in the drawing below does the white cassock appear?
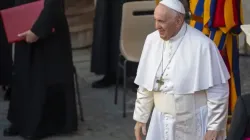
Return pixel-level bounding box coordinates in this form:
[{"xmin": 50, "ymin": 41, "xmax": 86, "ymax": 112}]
[{"xmin": 133, "ymin": 22, "xmax": 230, "ymax": 140}]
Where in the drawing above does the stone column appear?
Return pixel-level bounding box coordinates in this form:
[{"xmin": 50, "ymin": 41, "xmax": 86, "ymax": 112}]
[
  {"xmin": 239, "ymin": 0, "xmax": 250, "ymax": 55},
  {"xmin": 65, "ymin": 0, "xmax": 95, "ymax": 49}
]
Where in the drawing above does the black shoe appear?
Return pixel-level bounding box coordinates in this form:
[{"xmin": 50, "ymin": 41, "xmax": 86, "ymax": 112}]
[
  {"xmin": 92, "ymin": 76, "xmax": 116, "ymax": 88},
  {"xmin": 3, "ymin": 126, "xmax": 19, "ymax": 137}
]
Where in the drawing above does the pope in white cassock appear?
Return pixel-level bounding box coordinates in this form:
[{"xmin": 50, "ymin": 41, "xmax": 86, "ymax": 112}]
[{"xmin": 133, "ymin": 0, "xmax": 230, "ymax": 140}]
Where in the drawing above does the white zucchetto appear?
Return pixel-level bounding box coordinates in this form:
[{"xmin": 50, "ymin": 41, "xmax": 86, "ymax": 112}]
[{"xmin": 159, "ymin": 0, "xmax": 186, "ymax": 14}]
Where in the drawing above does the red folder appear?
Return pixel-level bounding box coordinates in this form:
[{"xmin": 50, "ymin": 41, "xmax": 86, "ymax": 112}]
[{"xmin": 0, "ymin": 0, "xmax": 44, "ymax": 43}]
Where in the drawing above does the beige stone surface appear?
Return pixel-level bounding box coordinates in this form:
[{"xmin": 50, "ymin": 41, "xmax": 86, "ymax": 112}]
[
  {"xmin": 239, "ymin": 0, "xmax": 250, "ymax": 54},
  {"xmin": 65, "ymin": 0, "xmax": 95, "ymax": 49}
]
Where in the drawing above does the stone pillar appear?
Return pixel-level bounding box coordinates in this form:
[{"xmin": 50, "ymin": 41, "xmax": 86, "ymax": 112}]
[
  {"xmin": 239, "ymin": 0, "xmax": 250, "ymax": 55},
  {"xmin": 65, "ymin": 0, "xmax": 95, "ymax": 49}
]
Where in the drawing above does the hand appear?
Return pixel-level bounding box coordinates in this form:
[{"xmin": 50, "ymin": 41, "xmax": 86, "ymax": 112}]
[
  {"xmin": 134, "ymin": 122, "xmax": 147, "ymax": 140},
  {"xmin": 204, "ymin": 130, "xmax": 219, "ymax": 140},
  {"xmin": 18, "ymin": 30, "xmax": 39, "ymax": 43}
]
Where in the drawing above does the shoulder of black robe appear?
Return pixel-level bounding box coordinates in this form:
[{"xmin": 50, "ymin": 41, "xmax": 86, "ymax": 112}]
[
  {"xmin": 227, "ymin": 95, "xmax": 248, "ymax": 140},
  {"xmin": 242, "ymin": 95, "xmax": 250, "ymax": 137}
]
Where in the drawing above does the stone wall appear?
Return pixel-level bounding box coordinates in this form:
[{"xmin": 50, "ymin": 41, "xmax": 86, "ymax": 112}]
[
  {"xmin": 65, "ymin": 0, "xmax": 95, "ymax": 49},
  {"xmin": 239, "ymin": 0, "xmax": 250, "ymax": 54}
]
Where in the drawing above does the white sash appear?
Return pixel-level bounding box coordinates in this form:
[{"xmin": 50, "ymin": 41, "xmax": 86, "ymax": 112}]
[{"xmin": 153, "ymin": 90, "xmax": 207, "ymax": 116}]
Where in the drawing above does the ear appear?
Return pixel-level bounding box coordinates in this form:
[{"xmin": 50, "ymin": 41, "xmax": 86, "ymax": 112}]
[
  {"xmin": 176, "ymin": 15, "xmax": 184, "ymax": 26},
  {"xmin": 175, "ymin": 17, "xmax": 182, "ymax": 26}
]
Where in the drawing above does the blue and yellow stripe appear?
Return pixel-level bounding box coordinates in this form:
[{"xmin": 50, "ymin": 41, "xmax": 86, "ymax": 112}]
[{"xmin": 189, "ymin": 0, "xmax": 243, "ymax": 113}]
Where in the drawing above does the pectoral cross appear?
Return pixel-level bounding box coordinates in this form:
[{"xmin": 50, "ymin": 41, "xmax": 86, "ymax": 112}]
[{"xmin": 156, "ymin": 77, "xmax": 164, "ymax": 91}]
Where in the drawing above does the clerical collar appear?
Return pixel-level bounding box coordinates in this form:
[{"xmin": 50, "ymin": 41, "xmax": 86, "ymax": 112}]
[{"xmin": 169, "ymin": 22, "xmax": 187, "ymax": 41}]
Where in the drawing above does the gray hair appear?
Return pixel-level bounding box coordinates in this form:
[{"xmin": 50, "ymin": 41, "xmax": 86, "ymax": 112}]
[{"xmin": 169, "ymin": 8, "xmax": 185, "ymax": 21}]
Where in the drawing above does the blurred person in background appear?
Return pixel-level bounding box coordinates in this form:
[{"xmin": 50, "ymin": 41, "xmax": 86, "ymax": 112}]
[
  {"xmin": 3, "ymin": 0, "xmax": 78, "ymax": 139},
  {"xmin": 0, "ymin": 0, "xmax": 14, "ymax": 100},
  {"xmin": 91, "ymin": 0, "xmax": 138, "ymax": 88}
]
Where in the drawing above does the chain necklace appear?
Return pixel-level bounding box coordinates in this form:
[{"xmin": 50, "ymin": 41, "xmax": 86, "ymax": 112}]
[{"xmin": 156, "ymin": 25, "xmax": 187, "ymax": 91}]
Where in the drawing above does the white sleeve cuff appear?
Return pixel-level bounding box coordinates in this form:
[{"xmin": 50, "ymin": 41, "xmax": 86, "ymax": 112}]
[
  {"xmin": 206, "ymin": 83, "xmax": 229, "ymax": 131},
  {"xmin": 133, "ymin": 87, "xmax": 154, "ymax": 123}
]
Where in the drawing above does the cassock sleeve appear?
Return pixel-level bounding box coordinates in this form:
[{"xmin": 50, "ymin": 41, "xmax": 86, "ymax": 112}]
[
  {"xmin": 227, "ymin": 96, "xmax": 247, "ymax": 140},
  {"xmin": 31, "ymin": 0, "xmax": 63, "ymax": 38},
  {"xmin": 206, "ymin": 83, "xmax": 229, "ymax": 131},
  {"xmin": 133, "ymin": 86, "xmax": 154, "ymax": 123}
]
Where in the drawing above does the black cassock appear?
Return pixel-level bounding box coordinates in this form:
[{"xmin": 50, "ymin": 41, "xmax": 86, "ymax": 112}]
[
  {"xmin": 0, "ymin": 0, "xmax": 13, "ymax": 87},
  {"xmin": 91, "ymin": 0, "xmax": 138, "ymax": 77},
  {"xmin": 91, "ymin": 0, "xmax": 122, "ymax": 75},
  {"xmin": 7, "ymin": 0, "xmax": 77, "ymax": 137}
]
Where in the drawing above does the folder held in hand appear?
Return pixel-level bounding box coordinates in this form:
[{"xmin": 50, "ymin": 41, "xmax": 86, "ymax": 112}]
[{"xmin": 0, "ymin": 0, "xmax": 44, "ymax": 43}]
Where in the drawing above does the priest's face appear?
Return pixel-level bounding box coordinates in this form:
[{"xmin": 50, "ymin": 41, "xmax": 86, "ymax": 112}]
[{"xmin": 154, "ymin": 4, "xmax": 182, "ymax": 40}]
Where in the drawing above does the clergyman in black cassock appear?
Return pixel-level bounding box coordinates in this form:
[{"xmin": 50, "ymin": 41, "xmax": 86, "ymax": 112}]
[
  {"xmin": 0, "ymin": 0, "xmax": 14, "ymax": 99},
  {"xmin": 4, "ymin": 0, "xmax": 78, "ymax": 139},
  {"xmin": 91, "ymin": 0, "xmax": 138, "ymax": 88}
]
